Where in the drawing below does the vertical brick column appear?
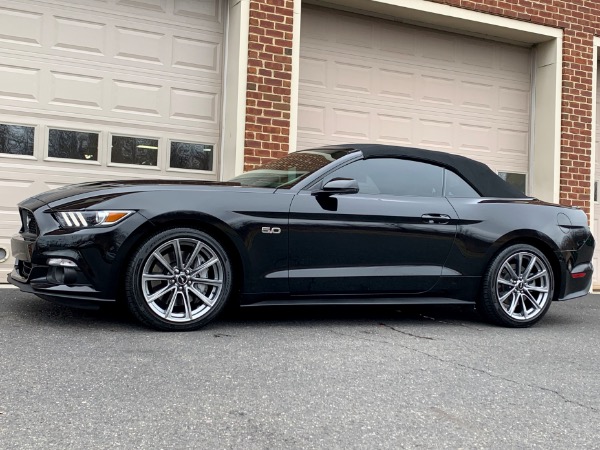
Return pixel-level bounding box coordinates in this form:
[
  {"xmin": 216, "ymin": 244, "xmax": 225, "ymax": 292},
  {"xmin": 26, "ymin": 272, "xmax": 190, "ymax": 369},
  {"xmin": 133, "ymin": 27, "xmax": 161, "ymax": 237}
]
[
  {"xmin": 426, "ymin": 0, "xmax": 599, "ymax": 214},
  {"xmin": 560, "ymin": 31, "xmax": 594, "ymax": 212},
  {"xmin": 244, "ymin": 0, "xmax": 295, "ymax": 171}
]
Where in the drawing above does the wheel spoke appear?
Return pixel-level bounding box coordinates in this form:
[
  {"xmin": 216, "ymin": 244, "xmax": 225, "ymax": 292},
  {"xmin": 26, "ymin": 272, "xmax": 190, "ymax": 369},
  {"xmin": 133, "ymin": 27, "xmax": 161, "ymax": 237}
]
[
  {"xmin": 526, "ymin": 270, "xmax": 547, "ymax": 283},
  {"xmin": 503, "ymin": 261, "xmax": 519, "ymax": 280},
  {"xmin": 507, "ymin": 293, "xmax": 519, "ymax": 315},
  {"xmin": 523, "ymin": 290, "xmax": 541, "ymax": 310},
  {"xmin": 163, "ymin": 290, "xmax": 178, "ymax": 319},
  {"xmin": 517, "ymin": 253, "xmax": 524, "ymax": 276},
  {"xmin": 142, "ymin": 273, "xmax": 173, "ymax": 281},
  {"xmin": 521, "ymin": 297, "xmax": 528, "ymax": 319},
  {"xmin": 526, "ymin": 286, "xmax": 549, "ymax": 293},
  {"xmin": 182, "ymin": 288, "xmax": 193, "ymax": 320},
  {"xmin": 498, "ymin": 278, "xmax": 516, "ymax": 287},
  {"xmin": 523, "ymin": 256, "xmax": 537, "ymax": 279},
  {"xmin": 499, "ymin": 287, "xmax": 516, "ymax": 303},
  {"xmin": 184, "ymin": 242, "xmax": 204, "ymax": 270},
  {"xmin": 146, "ymin": 284, "xmax": 176, "ymax": 303},
  {"xmin": 190, "ymin": 257, "xmax": 219, "ymax": 276},
  {"xmin": 173, "ymin": 239, "xmax": 184, "ymax": 269},
  {"xmin": 188, "ymin": 285, "xmax": 216, "ymax": 307},
  {"xmin": 154, "ymin": 252, "xmax": 175, "ymax": 275},
  {"xmin": 191, "ymin": 276, "xmax": 222, "ymax": 286}
]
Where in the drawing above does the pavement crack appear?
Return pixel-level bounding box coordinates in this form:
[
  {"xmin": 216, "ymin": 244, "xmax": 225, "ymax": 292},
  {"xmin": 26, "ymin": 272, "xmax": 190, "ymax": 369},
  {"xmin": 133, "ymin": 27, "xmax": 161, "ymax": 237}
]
[
  {"xmin": 379, "ymin": 323, "xmax": 437, "ymax": 340},
  {"xmin": 378, "ymin": 324, "xmax": 597, "ymax": 413},
  {"xmin": 328, "ymin": 329, "xmax": 392, "ymax": 345},
  {"xmin": 449, "ymin": 361, "xmax": 600, "ymax": 413},
  {"xmin": 418, "ymin": 314, "xmax": 485, "ymax": 331}
]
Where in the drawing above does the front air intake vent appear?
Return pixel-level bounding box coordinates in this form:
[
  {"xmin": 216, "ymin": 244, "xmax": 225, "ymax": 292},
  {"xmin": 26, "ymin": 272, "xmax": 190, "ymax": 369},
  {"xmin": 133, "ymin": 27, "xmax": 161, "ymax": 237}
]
[{"xmin": 20, "ymin": 209, "xmax": 39, "ymax": 236}]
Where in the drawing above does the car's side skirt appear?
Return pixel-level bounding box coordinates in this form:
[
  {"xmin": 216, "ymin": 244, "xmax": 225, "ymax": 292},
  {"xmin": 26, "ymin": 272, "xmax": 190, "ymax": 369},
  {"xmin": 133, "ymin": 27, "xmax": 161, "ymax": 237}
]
[{"xmin": 242, "ymin": 297, "xmax": 474, "ymax": 307}]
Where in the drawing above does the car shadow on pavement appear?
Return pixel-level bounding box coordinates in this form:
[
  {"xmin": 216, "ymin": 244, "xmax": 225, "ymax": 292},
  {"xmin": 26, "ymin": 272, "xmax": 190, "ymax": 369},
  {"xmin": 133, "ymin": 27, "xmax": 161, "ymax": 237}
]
[{"xmin": 12, "ymin": 293, "xmax": 579, "ymax": 331}]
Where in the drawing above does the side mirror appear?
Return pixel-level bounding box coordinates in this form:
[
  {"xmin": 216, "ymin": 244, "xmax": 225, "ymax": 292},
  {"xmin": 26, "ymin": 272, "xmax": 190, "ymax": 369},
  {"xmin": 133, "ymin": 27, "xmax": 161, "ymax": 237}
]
[{"xmin": 312, "ymin": 178, "xmax": 359, "ymax": 196}]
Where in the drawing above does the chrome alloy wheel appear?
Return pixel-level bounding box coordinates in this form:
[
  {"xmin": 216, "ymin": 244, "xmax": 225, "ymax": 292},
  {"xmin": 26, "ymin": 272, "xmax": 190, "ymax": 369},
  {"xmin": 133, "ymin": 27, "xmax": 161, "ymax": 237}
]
[
  {"xmin": 495, "ymin": 251, "xmax": 551, "ymax": 321},
  {"xmin": 141, "ymin": 238, "xmax": 224, "ymax": 322}
]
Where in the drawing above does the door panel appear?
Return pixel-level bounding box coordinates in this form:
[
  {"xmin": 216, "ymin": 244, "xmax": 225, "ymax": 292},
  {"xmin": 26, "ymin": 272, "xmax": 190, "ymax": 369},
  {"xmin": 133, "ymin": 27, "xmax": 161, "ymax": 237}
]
[{"xmin": 289, "ymin": 191, "xmax": 458, "ymax": 295}]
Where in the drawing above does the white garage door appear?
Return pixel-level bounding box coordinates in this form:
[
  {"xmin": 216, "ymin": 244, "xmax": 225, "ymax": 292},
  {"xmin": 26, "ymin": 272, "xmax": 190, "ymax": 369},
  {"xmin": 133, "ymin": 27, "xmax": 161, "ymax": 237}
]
[
  {"xmin": 0, "ymin": 0, "xmax": 224, "ymax": 281},
  {"xmin": 298, "ymin": 7, "xmax": 531, "ymax": 188}
]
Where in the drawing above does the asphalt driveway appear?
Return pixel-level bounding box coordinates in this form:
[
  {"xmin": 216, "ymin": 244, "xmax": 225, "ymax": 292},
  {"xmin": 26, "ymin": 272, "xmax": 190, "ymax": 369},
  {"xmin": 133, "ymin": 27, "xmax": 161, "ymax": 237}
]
[{"xmin": 0, "ymin": 288, "xmax": 598, "ymax": 449}]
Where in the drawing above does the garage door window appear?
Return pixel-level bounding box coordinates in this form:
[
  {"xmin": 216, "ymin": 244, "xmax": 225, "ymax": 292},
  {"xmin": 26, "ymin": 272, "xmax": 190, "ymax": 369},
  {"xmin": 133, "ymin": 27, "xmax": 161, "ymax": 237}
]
[
  {"xmin": 169, "ymin": 141, "xmax": 213, "ymax": 172},
  {"xmin": 0, "ymin": 124, "xmax": 35, "ymax": 156},
  {"xmin": 498, "ymin": 172, "xmax": 527, "ymax": 195},
  {"xmin": 111, "ymin": 135, "xmax": 159, "ymax": 167},
  {"xmin": 48, "ymin": 129, "xmax": 99, "ymax": 161}
]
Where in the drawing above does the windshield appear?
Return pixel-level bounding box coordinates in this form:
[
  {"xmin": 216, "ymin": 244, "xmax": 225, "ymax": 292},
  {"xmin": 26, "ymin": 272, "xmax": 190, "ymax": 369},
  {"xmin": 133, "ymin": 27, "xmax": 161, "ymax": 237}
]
[{"xmin": 229, "ymin": 148, "xmax": 357, "ymax": 188}]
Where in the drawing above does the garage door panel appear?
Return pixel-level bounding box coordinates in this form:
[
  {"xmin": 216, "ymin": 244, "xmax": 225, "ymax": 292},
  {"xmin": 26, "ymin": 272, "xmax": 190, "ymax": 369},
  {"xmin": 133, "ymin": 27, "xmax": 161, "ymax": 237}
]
[
  {"xmin": 302, "ymin": 9, "xmax": 530, "ymax": 83},
  {"xmin": 0, "ymin": 64, "xmax": 40, "ymax": 103},
  {"xmin": 298, "ymin": 86, "xmax": 528, "ymax": 130},
  {"xmin": 173, "ymin": 0, "xmax": 223, "ymax": 25},
  {"xmin": 0, "ymin": 1, "xmax": 223, "ymax": 80},
  {"xmin": 0, "ymin": 6, "xmax": 43, "ymax": 47},
  {"xmin": 50, "ymin": 72, "xmax": 104, "ymax": 110},
  {"xmin": 300, "ymin": 46, "xmax": 530, "ymax": 122},
  {"xmin": 52, "ymin": 15, "xmax": 107, "ymax": 56},
  {"xmin": 117, "ymin": 0, "xmax": 168, "ymax": 13},
  {"xmin": 299, "ymin": 6, "xmax": 531, "ymax": 180},
  {"xmin": 378, "ymin": 69, "xmax": 415, "ymax": 100},
  {"xmin": 0, "ymin": 0, "xmax": 224, "ymax": 281},
  {"xmin": 0, "ymin": 53, "xmax": 221, "ymax": 128},
  {"xmin": 114, "ymin": 26, "xmax": 168, "ymax": 65},
  {"xmin": 298, "ymin": 100, "xmax": 529, "ymax": 173}
]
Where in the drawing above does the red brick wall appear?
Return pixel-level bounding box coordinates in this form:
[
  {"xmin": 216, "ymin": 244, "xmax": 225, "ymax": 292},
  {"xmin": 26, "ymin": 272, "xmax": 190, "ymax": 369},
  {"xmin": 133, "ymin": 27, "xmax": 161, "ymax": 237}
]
[
  {"xmin": 244, "ymin": 0, "xmax": 294, "ymax": 171},
  {"xmin": 244, "ymin": 0, "xmax": 598, "ymax": 212},
  {"xmin": 426, "ymin": 0, "xmax": 598, "ymax": 212}
]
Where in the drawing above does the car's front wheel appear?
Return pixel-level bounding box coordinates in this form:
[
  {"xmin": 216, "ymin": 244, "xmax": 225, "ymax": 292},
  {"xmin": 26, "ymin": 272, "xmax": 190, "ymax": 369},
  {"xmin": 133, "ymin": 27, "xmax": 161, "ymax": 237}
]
[
  {"xmin": 125, "ymin": 228, "xmax": 233, "ymax": 331},
  {"xmin": 479, "ymin": 244, "xmax": 554, "ymax": 327}
]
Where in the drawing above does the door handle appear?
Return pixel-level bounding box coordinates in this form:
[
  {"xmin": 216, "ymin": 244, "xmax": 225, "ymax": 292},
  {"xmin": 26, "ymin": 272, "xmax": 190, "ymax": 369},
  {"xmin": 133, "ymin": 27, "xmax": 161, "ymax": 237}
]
[{"xmin": 421, "ymin": 214, "xmax": 451, "ymax": 224}]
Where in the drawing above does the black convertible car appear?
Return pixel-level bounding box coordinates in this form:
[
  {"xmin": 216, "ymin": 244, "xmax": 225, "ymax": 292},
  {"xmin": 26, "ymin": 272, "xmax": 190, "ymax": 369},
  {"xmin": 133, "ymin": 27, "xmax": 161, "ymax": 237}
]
[{"xmin": 8, "ymin": 144, "xmax": 594, "ymax": 330}]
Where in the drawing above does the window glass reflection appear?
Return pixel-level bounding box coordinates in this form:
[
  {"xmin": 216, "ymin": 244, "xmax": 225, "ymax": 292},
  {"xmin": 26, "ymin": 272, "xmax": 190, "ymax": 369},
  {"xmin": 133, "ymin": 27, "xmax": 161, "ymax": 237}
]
[
  {"xmin": 48, "ymin": 129, "xmax": 98, "ymax": 161},
  {"xmin": 111, "ymin": 136, "xmax": 158, "ymax": 166},
  {"xmin": 170, "ymin": 142, "xmax": 213, "ymax": 171},
  {"xmin": 324, "ymin": 158, "xmax": 444, "ymax": 197},
  {"xmin": 0, "ymin": 124, "xmax": 34, "ymax": 156}
]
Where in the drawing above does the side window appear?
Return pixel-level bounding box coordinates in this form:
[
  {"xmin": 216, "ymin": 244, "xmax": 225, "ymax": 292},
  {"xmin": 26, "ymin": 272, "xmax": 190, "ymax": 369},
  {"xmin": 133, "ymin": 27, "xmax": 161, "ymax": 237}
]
[
  {"xmin": 443, "ymin": 170, "xmax": 480, "ymax": 198},
  {"xmin": 322, "ymin": 158, "xmax": 444, "ymax": 197}
]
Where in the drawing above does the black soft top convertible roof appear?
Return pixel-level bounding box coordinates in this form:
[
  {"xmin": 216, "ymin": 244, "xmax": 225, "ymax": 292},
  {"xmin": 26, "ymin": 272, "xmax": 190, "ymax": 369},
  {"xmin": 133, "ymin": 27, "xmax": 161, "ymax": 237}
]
[{"xmin": 340, "ymin": 144, "xmax": 527, "ymax": 199}]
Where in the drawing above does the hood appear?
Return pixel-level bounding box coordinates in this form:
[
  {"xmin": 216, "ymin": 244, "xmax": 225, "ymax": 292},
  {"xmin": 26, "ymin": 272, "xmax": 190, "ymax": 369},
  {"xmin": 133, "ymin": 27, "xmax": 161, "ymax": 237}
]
[{"xmin": 27, "ymin": 179, "xmax": 244, "ymax": 207}]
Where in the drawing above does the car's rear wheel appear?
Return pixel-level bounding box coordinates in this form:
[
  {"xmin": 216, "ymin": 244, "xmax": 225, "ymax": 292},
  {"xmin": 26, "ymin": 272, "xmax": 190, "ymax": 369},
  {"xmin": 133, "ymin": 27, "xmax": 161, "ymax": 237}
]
[
  {"xmin": 479, "ymin": 244, "xmax": 554, "ymax": 327},
  {"xmin": 125, "ymin": 228, "xmax": 233, "ymax": 331}
]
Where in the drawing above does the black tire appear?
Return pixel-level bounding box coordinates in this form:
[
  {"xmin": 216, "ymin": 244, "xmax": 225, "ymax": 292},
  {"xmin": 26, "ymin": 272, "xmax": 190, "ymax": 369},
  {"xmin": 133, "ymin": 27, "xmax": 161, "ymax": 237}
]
[
  {"xmin": 125, "ymin": 228, "xmax": 233, "ymax": 331},
  {"xmin": 478, "ymin": 244, "xmax": 554, "ymax": 328}
]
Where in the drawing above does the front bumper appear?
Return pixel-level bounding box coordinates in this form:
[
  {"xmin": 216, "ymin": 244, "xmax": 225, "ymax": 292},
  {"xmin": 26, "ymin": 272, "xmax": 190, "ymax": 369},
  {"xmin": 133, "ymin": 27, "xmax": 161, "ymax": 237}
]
[{"xmin": 8, "ymin": 210, "xmax": 149, "ymax": 305}]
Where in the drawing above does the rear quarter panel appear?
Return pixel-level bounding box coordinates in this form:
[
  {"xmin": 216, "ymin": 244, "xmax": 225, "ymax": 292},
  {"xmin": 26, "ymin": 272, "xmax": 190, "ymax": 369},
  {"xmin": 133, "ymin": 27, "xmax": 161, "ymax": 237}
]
[{"xmin": 445, "ymin": 198, "xmax": 577, "ymax": 277}]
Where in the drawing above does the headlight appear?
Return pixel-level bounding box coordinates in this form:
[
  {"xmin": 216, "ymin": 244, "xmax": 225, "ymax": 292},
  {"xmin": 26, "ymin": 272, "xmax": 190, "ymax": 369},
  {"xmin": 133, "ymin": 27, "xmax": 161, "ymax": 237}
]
[{"xmin": 54, "ymin": 210, "xmax": 134, "ymax": 228}]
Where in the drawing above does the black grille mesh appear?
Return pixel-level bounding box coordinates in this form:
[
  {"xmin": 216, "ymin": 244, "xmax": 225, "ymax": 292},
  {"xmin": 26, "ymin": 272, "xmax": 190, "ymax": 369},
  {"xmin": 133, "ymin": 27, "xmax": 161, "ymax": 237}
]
[{"xmin": 18, "ymin": 260, "xmax": 32, "ymax": 279}]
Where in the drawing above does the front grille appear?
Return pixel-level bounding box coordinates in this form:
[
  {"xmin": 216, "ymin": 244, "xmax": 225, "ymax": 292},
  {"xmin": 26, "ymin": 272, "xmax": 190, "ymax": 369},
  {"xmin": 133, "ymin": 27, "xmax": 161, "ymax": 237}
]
[{"xmin": 20, "ymin": 209, "xmax": 39, "ymax": 235}]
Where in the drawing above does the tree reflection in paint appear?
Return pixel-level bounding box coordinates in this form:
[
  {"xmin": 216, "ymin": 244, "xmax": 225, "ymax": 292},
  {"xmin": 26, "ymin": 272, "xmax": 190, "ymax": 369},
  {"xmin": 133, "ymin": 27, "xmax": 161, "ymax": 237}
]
[
  {"xmin": 170, "ymin": 142, "xmax": 213, "ymax": 171},
  {"xmin": 0, "ymin": 124, "xmax": 34, "ymax": 156},
  {"xmin": 48, "ymin": 129, "xmax": 98, "ymax": 161}
]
